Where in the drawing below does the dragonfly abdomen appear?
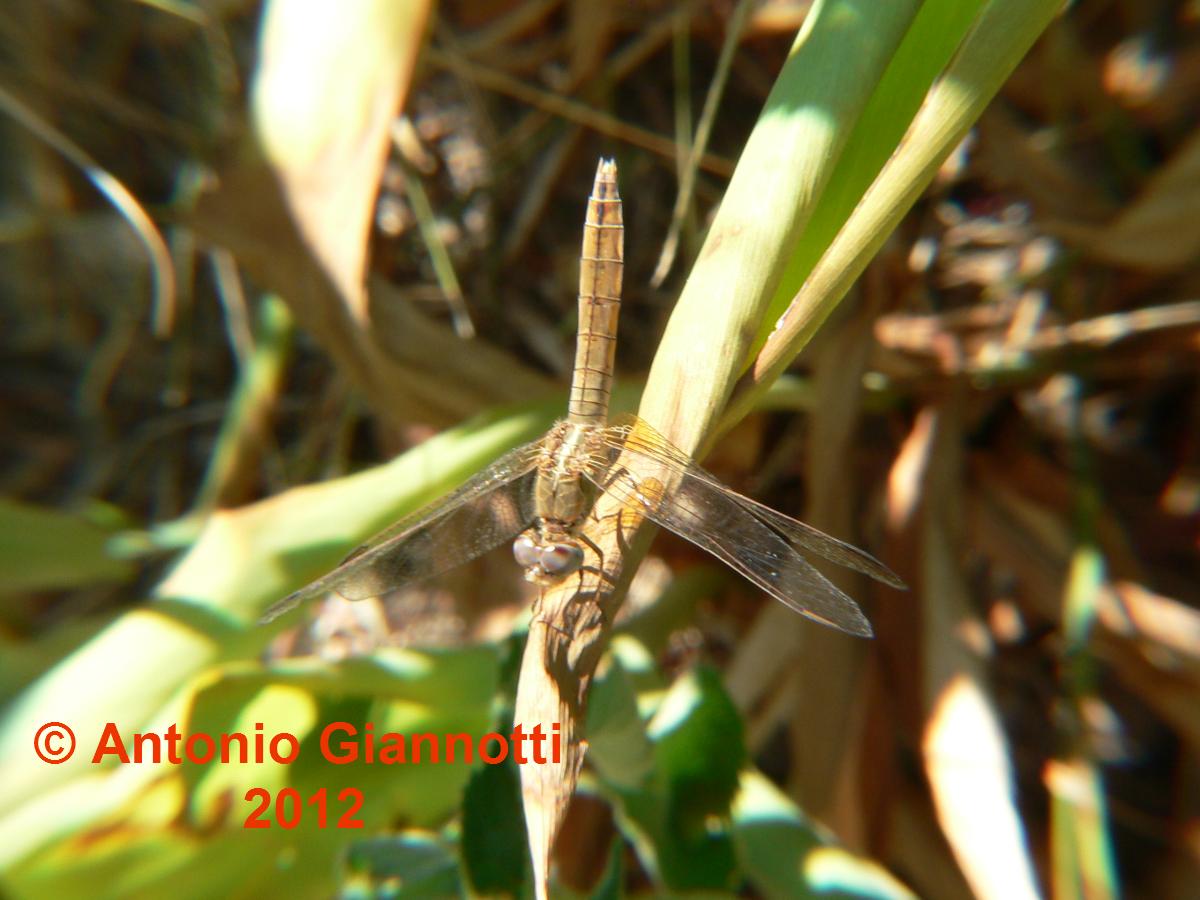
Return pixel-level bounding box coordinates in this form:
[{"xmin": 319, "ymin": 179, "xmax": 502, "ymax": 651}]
[{"xmin": 568, "ymin": 158, "xmax": 624, "ymax": 427}]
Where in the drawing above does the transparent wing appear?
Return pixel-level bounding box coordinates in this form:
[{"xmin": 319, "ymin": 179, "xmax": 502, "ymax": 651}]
[
  {"xmin": 261, "ymin": 440, "xmax": 544, "ymax": 623},
  {"xmin": 589, "ymin": 414, "xmax": 903, "ymax": 636}
]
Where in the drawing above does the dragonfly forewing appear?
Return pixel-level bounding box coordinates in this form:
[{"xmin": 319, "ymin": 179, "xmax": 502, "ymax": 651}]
[
  {"xmin": 260, "ymin": 441, "xmax": 544, "ymax": 623},
  {"xmin": 606, "ymin": 414, "xmax": 904, "ymax": 589},
  {"xmin": 587, "ymin": 414, "xmax": 898, "ymax": 637}
]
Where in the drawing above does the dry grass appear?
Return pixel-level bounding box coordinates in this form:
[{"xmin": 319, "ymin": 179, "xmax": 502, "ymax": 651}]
[{"xmin": 1, "ymin": 1, "xmax": 1198, "ymax": 897}]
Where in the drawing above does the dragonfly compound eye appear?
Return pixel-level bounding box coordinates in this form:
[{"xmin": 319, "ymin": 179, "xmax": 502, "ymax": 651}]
[
  {"xmin": 513, "ymin": 533, "xmax": 541, "ymax": 569},
  {"xmin": 539, "ymin": 542, "xmax": 584, "ymax": 576}
]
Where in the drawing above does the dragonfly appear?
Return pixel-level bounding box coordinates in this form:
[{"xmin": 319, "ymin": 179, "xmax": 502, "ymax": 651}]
[{"xmin": 262, "ymin": 159, "xmax": 903, "ymax": 635}]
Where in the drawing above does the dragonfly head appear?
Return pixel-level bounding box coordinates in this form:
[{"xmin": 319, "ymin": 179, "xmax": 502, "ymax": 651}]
[{"xmin": 513, "ymin": 532, "xmax": 585, "ymax": 583}]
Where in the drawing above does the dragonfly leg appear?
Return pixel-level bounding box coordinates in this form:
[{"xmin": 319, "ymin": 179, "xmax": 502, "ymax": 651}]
[
  {"xmin": 591, "ymin": 459, "xmax": 632, "ymax": 493},
  {"xmin": 593, "ymin": 461, "xmax": 667, "ymax": 524},
  {"xmin": 575, "ymin": 529, "xmax": 626, "ymax": 592},
  {"xmin": 531, "ymin": 609, "xmax": 572, "ymax": 640},
  {"xmin": 575, "ymin": 529, "xmax": 604, "ymax": 569},
  {"xmin": 529, "ymin": 553, "xmax": 610, "ymax": 618}
]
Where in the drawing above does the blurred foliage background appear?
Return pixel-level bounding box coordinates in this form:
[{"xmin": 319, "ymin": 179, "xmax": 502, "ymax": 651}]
[{"xmin": 2, "ymin": 0, "xmax": 1199, "ymax": 898}]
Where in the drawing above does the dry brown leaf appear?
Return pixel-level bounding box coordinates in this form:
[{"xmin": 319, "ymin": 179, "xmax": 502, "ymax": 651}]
[
  {"xmin": 1099, "ymin": 580, "xmax": 1200, "ymax": 665},
  {"xmin": 192, "ymin": 162, "xmax": 552, "ymax": 427},
  {"xmin": 253, "ymin": 0, "xmax": 431, "ymax": 318},
  {"xmin": 976, "ymin": 106, "xmax": 1117, "ymax": 224},
  {"xmin": 917, "ymin": 401, "xmax": 1041, "ymax": 900},
  {"xmin": 789, "ymin": 308, "xmax": 877, "ymax": 838},
  {"xmin": 191, "ymin": 1, "xmax": 553, "ymax": 427},
  {"xmin": 1093, "ymin": 629, "xmax": 1200, "ymax": 750},
  {"xmin": 516, "ymin": 587, "xmax": 604, "ymax": 900},
  {"xmin": 1049, "ymin": 127, "xmax": 1200, "ymax": 271}
]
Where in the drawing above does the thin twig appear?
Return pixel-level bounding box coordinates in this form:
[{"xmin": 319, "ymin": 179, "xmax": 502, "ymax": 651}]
[
  {"xmin": 0, "ymin": 82, "xmax": 177, "ymax": 336},
  {"xmin": 391, "ymin": 132, "xmax": 476, "ymax": 339},
  {"xmin": 423, "ymin": 45, "xmax": 735, "ymax": 176},
  {"xmin": 651, "ymin": 0, "xmax": 753, "ymax": 286}
]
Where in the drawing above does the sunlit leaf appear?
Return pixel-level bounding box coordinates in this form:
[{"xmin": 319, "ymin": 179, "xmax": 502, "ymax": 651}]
[{"xmin": 0, "ymin": 499, "xmax": 133, "ymax": 594}]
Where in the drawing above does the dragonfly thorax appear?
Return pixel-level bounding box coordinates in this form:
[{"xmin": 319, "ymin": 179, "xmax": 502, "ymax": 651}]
[
  {"xmin": 534, "ymin": 421, "xmax": 603, "ymax": 523},
  {"xmin": 514, "ymin": 421, "xmax": 604, "ymax": 585}
]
